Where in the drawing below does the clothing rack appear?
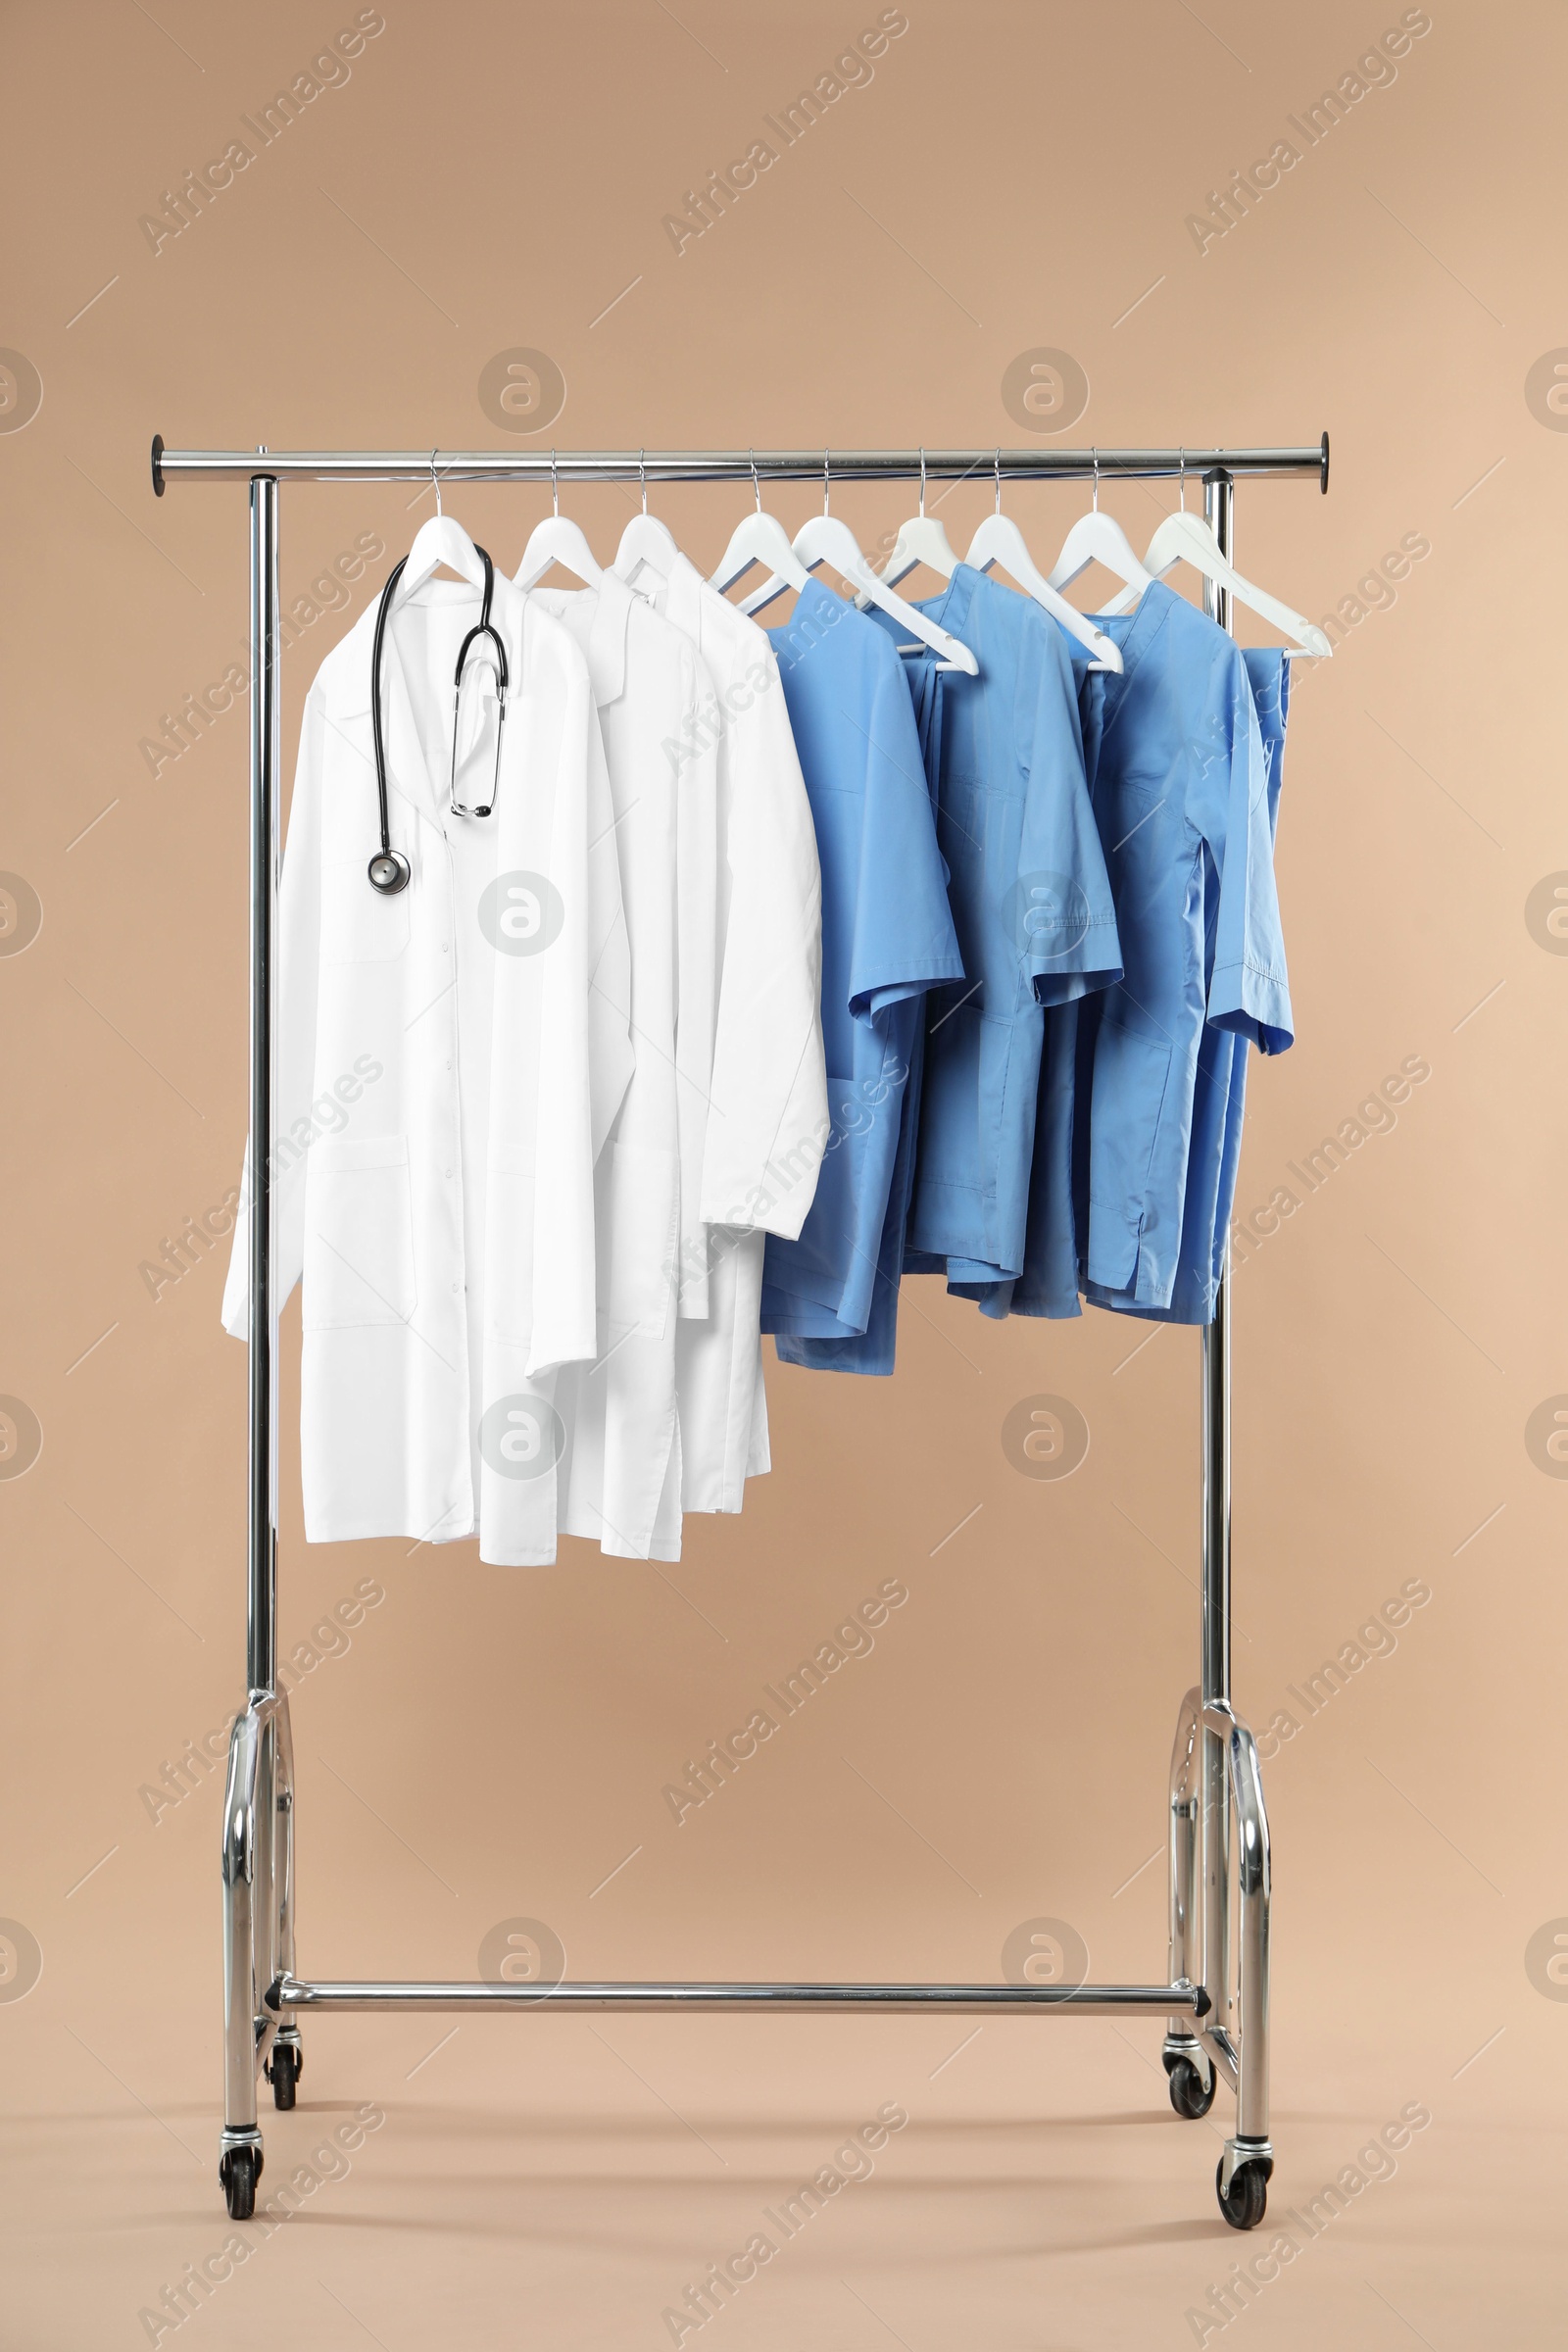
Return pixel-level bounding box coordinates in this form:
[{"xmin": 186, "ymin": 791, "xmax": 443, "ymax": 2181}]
[{"xmin": 151, "ymin": 435, "xmax": 1330, "ymax": 2232}]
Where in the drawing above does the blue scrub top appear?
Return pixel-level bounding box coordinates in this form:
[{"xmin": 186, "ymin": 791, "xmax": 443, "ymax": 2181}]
[
  {"xmin": 1079, "ymin": 642, "xmax": 1292, "ymax": 1323},
  {"xmin": 953, "ymin": 620, "xmax": 1103, "ymax": 1321},
  {"xmin": 1063, "ymin": 583, "xmax": 1292, "ymax": 1313},
  {"xmin": 956, "ymin": 616, "xmax": 1296, "ymax": 1329},
  {"xmin": 863, "ymin": 564, "xmax": 1121, "ymax": 1289},
  {"xmin": 761, "ymin": 580, "xmax": 963, "ymax": 1346}
]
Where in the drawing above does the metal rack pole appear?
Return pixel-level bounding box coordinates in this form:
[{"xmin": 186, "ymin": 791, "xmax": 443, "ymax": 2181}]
[
  {"xmin": 1200, "ymin": 468, "xmax": 1236, "ymax": 2048},
  {"xmin": 220, "ymin": 473, "xmax": 281, "ymax": 2199},
  {"xmin": 152, "ymin": 436, "xmax": 1329, "ymax": 491},
  {"xmin": 182, "ymin": 435, "xmax": 1310, "ymax": 2230},
  {"xmin": 246, "ymin": 471, "xmax": 280, "ymax": 1701},
  {"xmin": 1199, "ymin": 468, "xmax": 1273, "ymax": 2198}
]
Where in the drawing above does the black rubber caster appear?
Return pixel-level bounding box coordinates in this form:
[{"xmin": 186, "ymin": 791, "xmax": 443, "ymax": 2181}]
[
  {"xmin": 266, "ymin": 2038, "xmax": 301, "ymax": 2110},
  {"xmin": 1216, "ymin": 2156, "xmax": 1269, "ymax": 2230},
  {"xmin": 1167, "ymin": 2056, "xmax": 1216, "ymax": 2119},
  {"xmin": 220, "ymin": 2144, "xmax": 263, "ymax": 2221}
]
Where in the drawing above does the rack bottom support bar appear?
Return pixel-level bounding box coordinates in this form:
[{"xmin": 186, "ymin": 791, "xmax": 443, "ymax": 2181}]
[{"xmin": 271, "ymin": 1974, "xmax": 1209, "ymax": 2018}]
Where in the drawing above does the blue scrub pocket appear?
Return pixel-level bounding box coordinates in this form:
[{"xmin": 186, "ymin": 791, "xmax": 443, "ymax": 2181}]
[{"xmin": 1086, "ymin": 1013, "xmax": 1173, "ymax": 1293}]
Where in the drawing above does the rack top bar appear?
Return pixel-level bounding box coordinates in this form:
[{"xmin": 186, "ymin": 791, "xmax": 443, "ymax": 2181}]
[{"xmin": 152, "ymin": 435, "xmax": 1329, "ymax": 495}]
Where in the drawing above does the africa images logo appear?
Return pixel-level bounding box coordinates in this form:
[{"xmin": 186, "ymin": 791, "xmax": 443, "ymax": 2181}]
[
  {"xmin": 478, "ymin": 871, "xmax": 564, "ymax": 956},
  {"xmin": 1002, "ymin": 1395, "xmax": 1090, "ymax": 1480},
  {"xmin": 478, "ymin": 1394, "xmax": 565, "ymax": 1480}
]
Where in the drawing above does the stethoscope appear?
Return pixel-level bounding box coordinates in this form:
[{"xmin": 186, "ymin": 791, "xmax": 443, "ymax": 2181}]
[{"xmin": 367, "ymin": 517, "xmax": 510, "ymax": 895}]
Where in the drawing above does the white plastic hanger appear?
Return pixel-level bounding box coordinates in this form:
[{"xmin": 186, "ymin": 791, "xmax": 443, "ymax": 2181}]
[
  {"xmin": 1099, "ymin": 453, "xmax": 1333, "ymax": 658},
  {"xmin": 1047, "ymin": 449, "xmax": 1157, "ymax": 604},
  {"xmin": 964, "ymin": 449, "xmax": 1123, "ymax": 673},
  {"xmin": 868, "ymin": 447, "xmax": 959, "ymax": 593},
  {"xmin": 514, "ymin": 448, "xmax": 603, "ymax": 591},
  {"xmin": 615, "ymin": 450, "xmax": 684, "ymax": 586},
  {"xmin": 710, "ymin": 452, "xmax": 813, "ymax": 597},
  {"xmin": 741, "ymin": 452, "xmax": 978, "ymax": 674},
  {"xmin": 397, "ymin": 450, "xmax": 489, "ymax": 605}
]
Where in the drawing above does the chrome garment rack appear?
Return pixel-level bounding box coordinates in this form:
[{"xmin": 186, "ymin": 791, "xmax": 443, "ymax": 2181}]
[{"xmin": 152, "ymin": 434, "xmax": 1329, "ymax": 2233}]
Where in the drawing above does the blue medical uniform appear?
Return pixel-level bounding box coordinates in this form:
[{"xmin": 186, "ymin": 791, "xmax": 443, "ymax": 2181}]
[
  {"xmin": 776, "ymin": 608, "xmax": 954, "ymax": 1376},
  {"xmin": 865, "ymin": 565, "xmax": 1121, "ymax": 1291},
  {"xmin": 1200, "ymin": 647, "xmax": 1291, "ymax": 1298},
  {"xmin": 1077, "ymin": 645, "xmax": 1291, "ymax": 1323},
  {"xmin": 763, "ymin": 580, "xmax": 963, "ymax": 1351},
  {"xmin": 953, "ymin": 619, "xmax": 1102, "ymax": 1322},
  {"xmin": 1068, "ymin": 585, "xmax": 1293, "ymax": 1314}
]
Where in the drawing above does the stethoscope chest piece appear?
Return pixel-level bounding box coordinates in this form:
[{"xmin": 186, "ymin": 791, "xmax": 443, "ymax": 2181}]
[{"xmin": 368, "ymin": 849, "xmax": 412, "ymax": 895}]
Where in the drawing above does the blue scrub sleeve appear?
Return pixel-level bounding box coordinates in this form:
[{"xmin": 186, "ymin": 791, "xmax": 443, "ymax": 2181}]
[
  {"xmin": 1249, "ymin": 650, "xmax": 1290, "ymax": 830},
  {"xmin": 1017, "ymin": 619, "xmax": 1122, "ymax": 1008},
  {"xmin": 1200, "ymin": 657, "xmax": 1294, "ymax": 1054},
  {"xmin": 849, "ymin": 661, "xmax": 964, "ymax": 1019}
]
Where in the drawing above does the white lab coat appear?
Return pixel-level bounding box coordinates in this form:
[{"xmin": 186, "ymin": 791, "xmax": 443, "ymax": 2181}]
[
  {"xmin": 620, "ymin": 551, "xmax": 828, "ymax": 1540},
  {"xmin": 529, "ymin": 572, "xmax": 721, "ymax": 1557},
  {"xmin": 221, "ymin": 571, "xmax": 632, "ymax": 1564}
]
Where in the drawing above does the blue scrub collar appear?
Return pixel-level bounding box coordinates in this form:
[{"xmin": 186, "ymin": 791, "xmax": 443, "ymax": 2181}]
[{"xmin": 907, "ymin": 560, "xmax": 983, "ymax": 642}]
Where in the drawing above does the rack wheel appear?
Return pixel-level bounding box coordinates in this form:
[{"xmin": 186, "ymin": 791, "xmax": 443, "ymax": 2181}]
[
  {"xmin": 1216, "ymin": 2156, "xmax": 1269, "ymax": 2230},
  {"xmin": 267, "ymin": 2039, "xmax": 300, "ymax": 2110},
  {"xmin": 220, "ymin": 2145, "xmax": 262, "ymax": 2221},
  {"xmin": 1167, "ymin": 2056, "xmax": 1216, "ymax": 2119}
]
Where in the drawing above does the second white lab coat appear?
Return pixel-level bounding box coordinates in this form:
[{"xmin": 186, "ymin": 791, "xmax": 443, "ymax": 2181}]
[
  {"xmin": 530, "ymin": 573, "xmax": 721, "ymax": 1558},
  {"xmin": 221, "ymin": 570, "xmax": 632, "ymax": 1564},
  {"xmin": 621, "ymin": 551, "xmax": 828, "ymax": 1544}
]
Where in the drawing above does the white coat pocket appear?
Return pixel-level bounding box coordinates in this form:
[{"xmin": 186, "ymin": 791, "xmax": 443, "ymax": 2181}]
[{"xmin": 303, "ymin": 1134, "xmax": 417, "ymax": 1329}]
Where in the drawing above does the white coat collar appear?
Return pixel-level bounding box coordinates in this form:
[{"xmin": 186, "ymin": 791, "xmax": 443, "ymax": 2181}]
[
  {"xmin": 523, "ymin": 569, "xmax": 636, "ymax": 710},
  {"xmin": 326, "ymin": 567, "xmax": 530, "ymax": 823},
  {"xmin": 318, "ymin": 591, "xmax": 381, "ymax": 720},
  {"xmin": 583, "ymin": 564, "xmax": 635, "ymax": 708},
  {"xmin": 617, "ymin": 544, "xmax": 707, "ymax": 651}
]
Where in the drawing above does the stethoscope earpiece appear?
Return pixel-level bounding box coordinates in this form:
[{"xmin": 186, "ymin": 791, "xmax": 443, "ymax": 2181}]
[{"xmin": 368, "ymin": 849, "xmax": 411, "ymax": 895}]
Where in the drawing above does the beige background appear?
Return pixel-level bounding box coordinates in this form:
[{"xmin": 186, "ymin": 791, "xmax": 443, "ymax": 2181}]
[{"xmin": 3, "ymin": 1, "xmax": 1565, "ymax": 2344}]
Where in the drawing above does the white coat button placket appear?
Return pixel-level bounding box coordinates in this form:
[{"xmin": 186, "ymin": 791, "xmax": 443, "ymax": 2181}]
[{"xmin": 432, "ymin": 837, "xmax": 472, "ymax": 1524}]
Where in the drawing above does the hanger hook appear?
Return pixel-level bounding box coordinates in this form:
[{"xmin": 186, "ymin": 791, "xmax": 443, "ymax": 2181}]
[
  {"xmin": 639, "ymin": 447, "xmax": 648, "ymax": 514},
  {"xmin": 822, "ymin": 447, "xmax": 830, "ymax": 516},
  {"xmin": 918, "ymin": 445, "xmax": 927, "ymax": 516},
  {"xmin": 430, "ymin": 447, "xmax": 442, "ymax": 517},
  {"xmin": 1178, "ymin": 447, "xmax": 1187, "ymax": 514},
  {"xmin": 749, "ymin": 447, "xmax": 760, "ymax": 513},
  {"xmin": 1091, "ymin": 447, "xmax": 1100, "ymax": 513},
  {"xmin": 994, "ymin": 446, "xmax": 1003, "ymax": 514},
  {"xmin": 551, "ymin": 446, "xmax": 559, "ymax": 518}
]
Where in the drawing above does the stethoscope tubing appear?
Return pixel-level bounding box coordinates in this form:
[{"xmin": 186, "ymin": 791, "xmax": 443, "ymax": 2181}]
[{"xmin": 367, "ymin": 546, "xmax": 507, "ymax": 895}]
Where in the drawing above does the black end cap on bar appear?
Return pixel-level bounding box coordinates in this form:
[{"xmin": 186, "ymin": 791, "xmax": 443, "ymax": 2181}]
[
  {"xmin": 151, "ymin": 433, "xmax": 166, "ymax": 498},
  {"xmin": 1193, "ymin": 1986, "xmax": 1213, "ymax": 2017},
  {"xmin": 1320, "ymin": 430, "xmax": 1330, "ymax": 494}
]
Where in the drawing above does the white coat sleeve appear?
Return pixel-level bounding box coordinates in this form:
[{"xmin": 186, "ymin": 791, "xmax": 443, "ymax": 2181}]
[
  {"xmin": 698, "ymin": 632, "xmax": 827, "ymax": 1241},
  {"xmin": 585, "ymin": 704, "xmax": 634, "ymax": 1165},
  {"xmin": 526, "ymin": 659, "xmax": 631, "ymax": 1378},
  {"xmin": 220, "ymin": 686, "xmax": 325, "ymax": 1339},
  {"xmin": 673, "ymin": 642, "xmax": 720, "ymax": 1317}
]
